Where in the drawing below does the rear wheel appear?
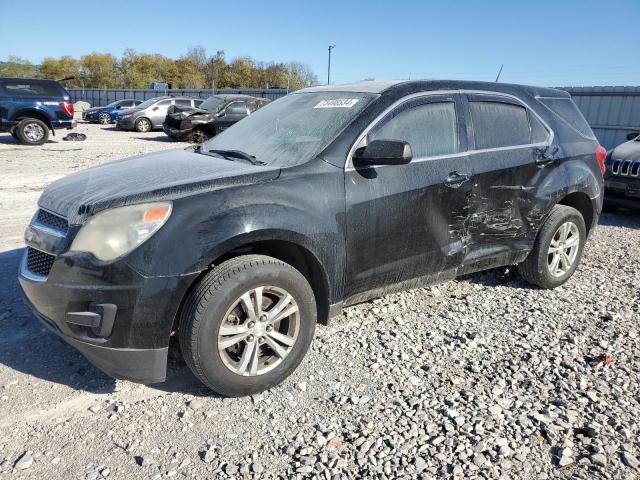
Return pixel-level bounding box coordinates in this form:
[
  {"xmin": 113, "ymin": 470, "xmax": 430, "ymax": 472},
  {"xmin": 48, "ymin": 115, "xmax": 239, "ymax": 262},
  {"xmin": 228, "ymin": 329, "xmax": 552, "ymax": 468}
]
[
  {"xmin": 98, "ymin": 112, "xmax": 112, "ymax": 125},
  {"xmin": 16, "ymin": 118, "xmax": 49, "ymax": 145},
  {"xmin": 135, "ymin": 117, "xmax": 152, "ymax": 132},
  {"xmin": 519, "ymin": 205, "xmax": 586, "ymax": 288},
  {"xmin": 179, "ymin": 255, "xmax": 317, "ymax": 397}
]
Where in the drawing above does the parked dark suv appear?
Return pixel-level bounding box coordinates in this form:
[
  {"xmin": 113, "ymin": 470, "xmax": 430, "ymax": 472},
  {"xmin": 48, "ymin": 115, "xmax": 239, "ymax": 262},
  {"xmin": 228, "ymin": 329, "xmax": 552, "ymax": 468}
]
[
  {"xmin": 19, "ymin": 80, "xmax": 605, "ymax": 396},
  {"xmin": 0, "ymin": 78, "xmax": 76, "ymax": 145},
  {"xmin": 163, "ymin": 94, "xmax": 270, "ymax": 142},
  {"xmin": 603, "ymin": 134, "xmax": 640, "ymax": 209}
]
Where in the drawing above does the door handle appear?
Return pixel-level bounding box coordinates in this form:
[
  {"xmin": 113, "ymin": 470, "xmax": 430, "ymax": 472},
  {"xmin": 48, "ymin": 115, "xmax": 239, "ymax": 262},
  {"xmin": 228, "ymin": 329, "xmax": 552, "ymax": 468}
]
[{"xmin": 444, "ymin": 171, "xmax": 470, "ymax": 187}]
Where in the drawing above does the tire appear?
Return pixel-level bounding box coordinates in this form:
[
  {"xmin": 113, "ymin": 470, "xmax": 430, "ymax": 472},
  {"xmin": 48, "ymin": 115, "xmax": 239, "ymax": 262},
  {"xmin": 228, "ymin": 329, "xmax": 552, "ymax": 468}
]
[
  {"xmin": 98, "ymin": 112, "xmax": 112, "ymax": 125},
  {"xmin": 134, "ymin": 117, "xmax": 152, "ymax": 133},
  {"xmin": 16, "ymin": 118, "xmax": 49, "ymax": 145},
  {"xmin": 191, "ymin": 128, "xmax": 210, "ymax": 144},
  {"xmin": 179, "ymin": 255, "xmax": 317, "ymax": 397},
  {"xmin": 519, "ymin": 205, "xmax": 586, "ymax": 289}
]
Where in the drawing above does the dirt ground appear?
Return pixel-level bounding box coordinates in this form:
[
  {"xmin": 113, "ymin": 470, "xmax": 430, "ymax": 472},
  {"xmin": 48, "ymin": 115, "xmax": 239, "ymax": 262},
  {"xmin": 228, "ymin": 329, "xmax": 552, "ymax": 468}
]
[{"xmin": 0, "ymin": 124, "xmax": 638, "ymax": 480}]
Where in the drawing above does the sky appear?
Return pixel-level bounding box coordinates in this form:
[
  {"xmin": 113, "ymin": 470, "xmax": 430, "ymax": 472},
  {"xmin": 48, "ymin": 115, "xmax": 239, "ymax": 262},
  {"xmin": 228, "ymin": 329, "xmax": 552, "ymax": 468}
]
[{"xmin": 1, "ymin": 0, "xmax": 638, "ymax": 87}]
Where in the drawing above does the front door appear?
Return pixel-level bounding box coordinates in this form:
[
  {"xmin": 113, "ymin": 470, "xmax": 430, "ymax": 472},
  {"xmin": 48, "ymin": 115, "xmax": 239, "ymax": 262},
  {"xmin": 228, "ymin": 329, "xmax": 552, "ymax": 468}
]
[{"xmin": 344, "ymin": 94, "xmax": 474, "ymax": 303}]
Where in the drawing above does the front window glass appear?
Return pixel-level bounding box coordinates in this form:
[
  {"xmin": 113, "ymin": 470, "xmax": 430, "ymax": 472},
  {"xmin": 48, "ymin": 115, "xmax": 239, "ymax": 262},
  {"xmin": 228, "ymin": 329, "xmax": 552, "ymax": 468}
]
[
  {"xmin": 199, "ymin": 96, "xmax": 227, "ymax": 113},
  {"xmin": 370, "ymin": 101, "xmax": 458, "ymax": 158},
  {"xmin": 202, "ymin": 92, "xmax": 376, "ymax": 167},
  {"xmin": 137, "ymin": 97, "xmax": 164, "ymax": 109}
]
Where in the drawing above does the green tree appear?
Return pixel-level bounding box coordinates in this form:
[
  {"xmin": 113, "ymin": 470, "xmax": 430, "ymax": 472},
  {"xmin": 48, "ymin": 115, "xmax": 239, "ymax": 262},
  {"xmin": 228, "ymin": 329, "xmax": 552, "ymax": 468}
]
[
  {"xmin": 0, "ymin": 56, "xmax": 37, "ymax": 78},
  {"xmin": 40, "ymin": 56, "xmax": 81, "ymax": 86},
  {"xmin": 80, "ymin": 53, "xmax": 119, "ymax": 88}
]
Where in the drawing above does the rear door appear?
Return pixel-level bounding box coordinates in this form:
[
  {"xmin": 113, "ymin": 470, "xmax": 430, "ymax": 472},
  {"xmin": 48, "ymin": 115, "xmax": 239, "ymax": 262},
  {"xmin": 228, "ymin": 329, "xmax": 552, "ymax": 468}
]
[
  {"xmin": 344, "ymin": 94, "xmax": 474, "ymax": 302},
  {"xmin": 462, "ymin": 93, "xmax": 551, "ymax": 267}
]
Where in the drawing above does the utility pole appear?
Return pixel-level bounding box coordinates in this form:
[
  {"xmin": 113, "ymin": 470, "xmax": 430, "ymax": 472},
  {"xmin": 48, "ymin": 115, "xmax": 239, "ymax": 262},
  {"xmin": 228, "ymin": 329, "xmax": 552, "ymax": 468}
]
[{"xmin": 327, "ymin": 45, "xmax": 335, "ymax": 85}]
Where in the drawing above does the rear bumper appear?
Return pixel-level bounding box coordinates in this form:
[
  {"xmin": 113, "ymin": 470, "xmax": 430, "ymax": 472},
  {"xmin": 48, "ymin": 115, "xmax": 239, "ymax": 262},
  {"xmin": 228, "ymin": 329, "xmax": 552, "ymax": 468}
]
[{"xmin": 51, "ymin": 119, "xmax": 76, "ymax": 130}]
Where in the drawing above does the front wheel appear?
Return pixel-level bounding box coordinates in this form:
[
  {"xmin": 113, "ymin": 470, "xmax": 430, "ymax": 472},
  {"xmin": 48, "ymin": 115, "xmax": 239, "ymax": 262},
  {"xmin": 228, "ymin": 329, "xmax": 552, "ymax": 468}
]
[
  {"xmin": 179, "ymin": 255, "xmax": 317, "ymax": 397},
  {"xmin": 519, "ymin": 204, "xmax": 586, "ymax": 288}
]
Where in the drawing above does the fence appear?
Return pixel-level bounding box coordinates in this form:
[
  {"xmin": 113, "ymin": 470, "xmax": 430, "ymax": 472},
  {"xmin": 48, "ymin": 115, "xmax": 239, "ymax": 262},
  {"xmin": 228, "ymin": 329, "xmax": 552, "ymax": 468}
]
[
  {"xmin": 69, "ymin": 86, "xmax": 640, "ymax": 150},
  {"xmin": 67, "ymin": 88, "xmax": 290, "ymax": 106}
]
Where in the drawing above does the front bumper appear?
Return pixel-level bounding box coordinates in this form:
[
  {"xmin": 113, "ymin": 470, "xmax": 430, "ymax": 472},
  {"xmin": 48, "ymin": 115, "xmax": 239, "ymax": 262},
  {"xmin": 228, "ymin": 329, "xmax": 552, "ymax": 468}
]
[
  {"xmin": 18, "ymin": 249, "xmax": 198, "ymax": 383},
  {"xmin": 604, "ymin": 176, "xmax": 640, "ymax": 209},
  {"xmin": 116, "ymin": 116, "xmax": 135, "ymax": 130},
  {"xmin": 163, "ymin": 124, "xmax": 192, "ymax": 141}
]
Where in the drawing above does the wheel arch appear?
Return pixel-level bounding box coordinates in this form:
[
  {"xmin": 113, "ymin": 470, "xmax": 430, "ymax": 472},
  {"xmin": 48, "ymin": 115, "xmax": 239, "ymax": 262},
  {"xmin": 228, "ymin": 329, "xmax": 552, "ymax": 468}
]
[
  {"xmin": 557, "ymin": 191, "xmax": 596, "ymax": 236},
  {"xmin": 170, "ymin": 235, "xmax": 333, "ymax": 345},
  {"xmin": 13, "ymin": 109, "xmax": 54, "ymax": 131}
]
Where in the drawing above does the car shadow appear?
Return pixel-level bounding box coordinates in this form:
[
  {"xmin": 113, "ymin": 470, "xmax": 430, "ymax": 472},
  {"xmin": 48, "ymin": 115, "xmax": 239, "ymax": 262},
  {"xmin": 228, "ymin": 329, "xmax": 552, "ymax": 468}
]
[
  {"xmin": 598, "ymin": 210, "xmax": 640, "ymax": 229},
  {"xmin": 0, "ymin": 248, "xmax": 205, "ymax": 396},
  {"xmin": 457, "ymin": 265, "xmax": 534, "ymax": 290},
  {"xmin": 133, "ymin": 134, "xmax": 180, "ymax": 143},
  {"xmin": 0, "ymin": 134, "xmax": 58, "ymax": 146}
]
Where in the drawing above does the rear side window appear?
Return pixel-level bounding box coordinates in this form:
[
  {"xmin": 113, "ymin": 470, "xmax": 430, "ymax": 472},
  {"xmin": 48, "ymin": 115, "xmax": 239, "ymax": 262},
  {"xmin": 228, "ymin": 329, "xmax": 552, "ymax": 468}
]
[
  {"xmin": 175, "ymin": 99, "xmax": 191, "ymax": 106},
  {"xmin": 470, "ymin": 102, "xmax": 531, "ymax": 149},
  {"xmin": 370, "ymin": 102, "xmax": 458, "ymax": 158},
  {"xmin": 529, "ymin": 113, "xmax": 549, "ymax": 143},
  {"xmin": 538, "ymin": 97, "xmax": 594, "ymax": 138},
  {"xmin": 1, "ymin": 80, "xmax": 65, "ymax": 97}
]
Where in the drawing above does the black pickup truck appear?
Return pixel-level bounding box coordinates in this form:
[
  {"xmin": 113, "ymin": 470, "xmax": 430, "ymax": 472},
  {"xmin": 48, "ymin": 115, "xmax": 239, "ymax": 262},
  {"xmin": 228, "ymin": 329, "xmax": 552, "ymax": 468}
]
[{"xmin": 19, "ymin": 80, "xmax": 604, "ymax": 396}]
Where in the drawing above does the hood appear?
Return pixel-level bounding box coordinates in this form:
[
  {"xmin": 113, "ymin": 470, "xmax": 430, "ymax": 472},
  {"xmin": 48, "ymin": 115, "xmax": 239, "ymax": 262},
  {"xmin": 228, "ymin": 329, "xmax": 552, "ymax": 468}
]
[
  {"xmin": 611, "ymin": 138, "xmax": 640, "ymax": 161},
  {"xmin": 167, "ymin": 107, "xmax": 214, "ymax": 121},
  {"xmin": 39, "ymin": 149, "xmax": 281, "ymax": 225}
]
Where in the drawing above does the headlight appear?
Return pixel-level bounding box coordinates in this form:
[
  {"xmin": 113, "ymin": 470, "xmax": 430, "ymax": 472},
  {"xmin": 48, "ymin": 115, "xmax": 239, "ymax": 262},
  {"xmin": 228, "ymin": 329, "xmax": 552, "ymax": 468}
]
[{"xmin": 70, "ymin": 202, "xmax": 172, "ymax": 261}]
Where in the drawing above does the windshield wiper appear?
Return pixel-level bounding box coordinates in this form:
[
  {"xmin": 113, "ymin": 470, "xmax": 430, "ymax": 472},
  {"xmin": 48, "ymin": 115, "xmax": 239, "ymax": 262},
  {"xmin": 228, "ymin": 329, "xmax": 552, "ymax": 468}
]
[{"xmin": 204, "ymin": 149, "xmax": 265, "ymax": 166}]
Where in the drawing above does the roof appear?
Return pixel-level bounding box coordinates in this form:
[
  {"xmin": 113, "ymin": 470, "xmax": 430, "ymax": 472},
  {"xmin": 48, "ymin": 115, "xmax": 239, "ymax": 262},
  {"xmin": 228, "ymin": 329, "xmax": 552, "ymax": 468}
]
[{"xmin": 296, "ymin": 79, "xmax": 568, "ymax": 98}]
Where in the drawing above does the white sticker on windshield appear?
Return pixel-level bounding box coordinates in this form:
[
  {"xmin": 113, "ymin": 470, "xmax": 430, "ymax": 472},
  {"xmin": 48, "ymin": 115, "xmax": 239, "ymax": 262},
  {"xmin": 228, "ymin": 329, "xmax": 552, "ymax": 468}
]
[{"xmin": 313, "ymin": 98, "xmax": 359, "ymax": 109}]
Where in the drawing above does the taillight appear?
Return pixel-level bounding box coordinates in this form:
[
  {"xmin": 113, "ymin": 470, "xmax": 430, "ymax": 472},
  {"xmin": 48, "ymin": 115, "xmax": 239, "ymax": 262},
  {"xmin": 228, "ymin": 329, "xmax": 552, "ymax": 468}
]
[
  {"xmin": 60, "ymin": 102, "xmax": 74, "ymax": 118},
  {"xmin": 595, "ymin": 144, "xmax": 606, "ymax": 176}
]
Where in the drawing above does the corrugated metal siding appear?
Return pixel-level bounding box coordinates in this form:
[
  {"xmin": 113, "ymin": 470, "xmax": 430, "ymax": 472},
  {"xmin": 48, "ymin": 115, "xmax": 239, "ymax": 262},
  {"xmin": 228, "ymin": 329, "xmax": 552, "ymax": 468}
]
[{"xmin": 562, "ymin": 86, "xmax": 640, "ymax": 150}]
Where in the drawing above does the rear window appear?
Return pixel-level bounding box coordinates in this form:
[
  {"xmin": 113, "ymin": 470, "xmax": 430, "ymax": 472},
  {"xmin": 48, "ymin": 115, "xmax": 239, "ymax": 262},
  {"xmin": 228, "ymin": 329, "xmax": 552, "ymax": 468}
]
[
  {"xmin": 470, "ymin": 102, "xmax": 531, "ymax": 149},
  {"xmin": 538, "ymin": 97, "xmax": 594, "ymax": 138},
  {"xmin": 1, "ymin": 80, "xmax": 66, "ymax": 97}
]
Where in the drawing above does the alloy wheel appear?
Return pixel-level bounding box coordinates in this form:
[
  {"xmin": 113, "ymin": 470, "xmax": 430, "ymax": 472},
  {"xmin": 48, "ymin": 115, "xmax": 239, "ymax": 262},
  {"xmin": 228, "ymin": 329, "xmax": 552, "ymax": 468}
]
[
  {"xmin": 547, "ymin": 221, "xmax": 580, "ymax": 277},
  {"xmin": 218, "ymin": 286, "xmax": 300, "ymax": 376},
  {"xmin": 24, "ymin": 122, "xmax": 45, "ymax": 142},
  {"xmin": 137, "ymin": 118, "xmax": 151, "ymax": 132},
  {"xmin": 98, "ymin": 113, "xmax": 111, "ymax": 125}
]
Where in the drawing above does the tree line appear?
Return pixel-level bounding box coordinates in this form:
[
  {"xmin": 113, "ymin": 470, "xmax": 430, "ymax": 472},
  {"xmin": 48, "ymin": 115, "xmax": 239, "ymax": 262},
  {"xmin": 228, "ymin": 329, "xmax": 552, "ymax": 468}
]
[{"xmin": 0, "ymin": 47, "xmax": 318, "ymax": 90}]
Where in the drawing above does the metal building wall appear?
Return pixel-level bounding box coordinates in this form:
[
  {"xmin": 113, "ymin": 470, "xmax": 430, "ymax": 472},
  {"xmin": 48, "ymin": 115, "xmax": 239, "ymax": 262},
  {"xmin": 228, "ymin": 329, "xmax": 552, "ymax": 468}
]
[{"xmin": 562, "ymin": 86, "xmax": 640, "ymax": 150}]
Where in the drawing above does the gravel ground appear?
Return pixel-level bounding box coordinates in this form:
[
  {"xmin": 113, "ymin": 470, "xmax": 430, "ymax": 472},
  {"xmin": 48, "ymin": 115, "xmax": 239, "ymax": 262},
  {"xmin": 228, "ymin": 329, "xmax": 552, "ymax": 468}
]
[{"xmin": 0, "ymin": 124, "xmax": 638, "ymax": 479}]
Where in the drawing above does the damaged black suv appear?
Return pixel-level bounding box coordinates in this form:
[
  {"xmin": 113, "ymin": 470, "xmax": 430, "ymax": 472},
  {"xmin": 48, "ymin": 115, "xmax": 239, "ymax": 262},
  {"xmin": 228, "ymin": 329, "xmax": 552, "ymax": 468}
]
[{"xmin": 19, "ymin": 80, "xmax": 605, "ymax": 396}]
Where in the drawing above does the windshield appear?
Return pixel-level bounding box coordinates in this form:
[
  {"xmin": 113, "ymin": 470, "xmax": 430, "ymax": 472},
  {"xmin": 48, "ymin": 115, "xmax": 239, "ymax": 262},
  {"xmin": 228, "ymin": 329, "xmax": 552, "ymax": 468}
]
[
  {"xmin": 202, "ymin": 92, "xmax": 375, "ymax": 167},
  {"xmin": 199, "ymin": 96, "xmax": 227, "ymax": 113},
  {"xmin": 136, "ymin": 97, "xmax": 164, "ymax": 109}
]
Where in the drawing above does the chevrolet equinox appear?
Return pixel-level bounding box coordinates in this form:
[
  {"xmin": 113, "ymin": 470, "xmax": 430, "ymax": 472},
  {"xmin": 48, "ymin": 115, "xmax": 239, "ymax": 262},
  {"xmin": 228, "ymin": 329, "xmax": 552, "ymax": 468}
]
[{"xmin": 19, "ymin": 80, "xmax": 605, "ymax": 396}]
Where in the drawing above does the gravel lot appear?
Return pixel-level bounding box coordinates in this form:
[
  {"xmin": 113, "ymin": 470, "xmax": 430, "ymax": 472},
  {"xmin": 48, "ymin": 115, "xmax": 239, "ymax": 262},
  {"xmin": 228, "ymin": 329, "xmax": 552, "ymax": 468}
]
[{"xmin": 0, "ymin": 124, "xmax": 638, "ymax": 479}]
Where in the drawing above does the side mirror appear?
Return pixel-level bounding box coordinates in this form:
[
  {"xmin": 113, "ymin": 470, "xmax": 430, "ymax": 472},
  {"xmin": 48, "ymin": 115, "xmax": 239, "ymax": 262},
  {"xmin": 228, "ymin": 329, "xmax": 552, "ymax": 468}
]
[
  {"xmin": 353, "ymin": 139, "xmax": 412, "ymax": 166},
  {"xmin": 226, "ymin": 105, "xmax": 250, "ymax": 116},
  {"xmin": 152, "ymin": 106, "xmax": 159, "ymax": 111}
]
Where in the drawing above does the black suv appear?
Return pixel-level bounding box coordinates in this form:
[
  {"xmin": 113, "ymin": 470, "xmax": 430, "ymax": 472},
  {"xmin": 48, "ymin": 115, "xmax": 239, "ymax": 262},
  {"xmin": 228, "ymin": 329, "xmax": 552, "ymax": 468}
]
[
  {"xmin": 19, "ymin": 80, "xmax": 605, "ymax": 396},
  {"xmin": 0, "ymin": 77, "xmax": 76, "ymax": 145},
  {"xmin": 163, "ymin": 94, "xmax": 270, "ymax": 143},
  {"xmin": 603, "ymin": 134, "xmax": 640, "ymax": 209}
]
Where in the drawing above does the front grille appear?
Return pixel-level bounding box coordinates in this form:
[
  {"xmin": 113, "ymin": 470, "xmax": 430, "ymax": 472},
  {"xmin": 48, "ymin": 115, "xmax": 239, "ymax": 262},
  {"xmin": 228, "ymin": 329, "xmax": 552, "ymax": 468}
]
[
  {"xmin": 26, "ymin": 247, "xmax": 55, "ymax": 276},
  {"xmin": 36, "ymin": 209, "xmax": 69, "ymax": 233},
  {"xmin": 611, "ymin": 159, "xmax": 640, "ymax": 178}
]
